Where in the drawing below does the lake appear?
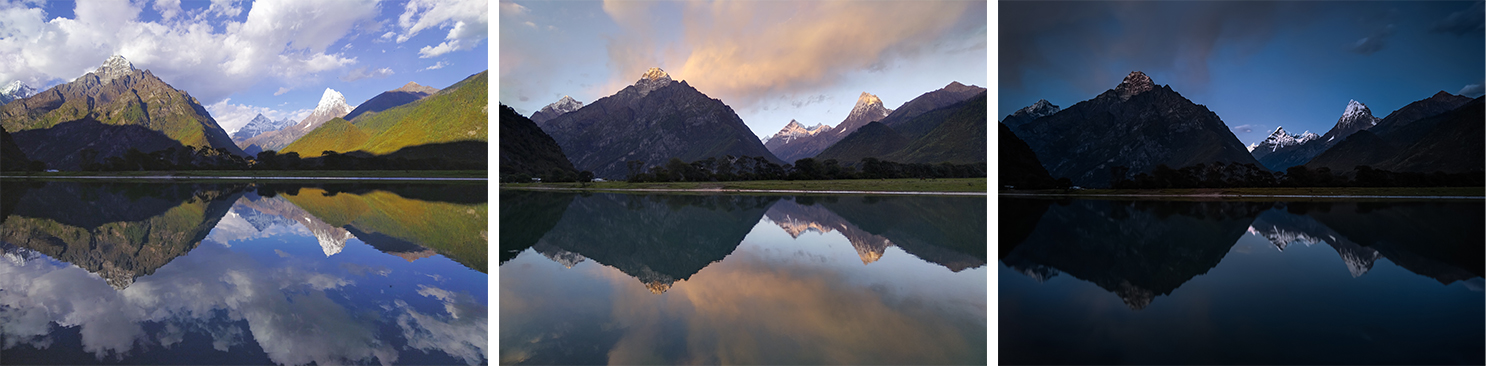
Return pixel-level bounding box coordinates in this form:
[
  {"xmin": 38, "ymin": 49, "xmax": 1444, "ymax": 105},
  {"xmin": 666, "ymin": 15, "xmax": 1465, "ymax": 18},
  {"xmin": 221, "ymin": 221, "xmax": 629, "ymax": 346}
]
[
  {"xmin": 0, "ymin": 180, "xmax": 488, "ymax": 365},
  {"xmin": 499, "ymin": 191, "xmax": 988, "ymax": 365},
  {"xmin": 1000, "ymin": 198, "xmax": 1484, "ymax": 365}
]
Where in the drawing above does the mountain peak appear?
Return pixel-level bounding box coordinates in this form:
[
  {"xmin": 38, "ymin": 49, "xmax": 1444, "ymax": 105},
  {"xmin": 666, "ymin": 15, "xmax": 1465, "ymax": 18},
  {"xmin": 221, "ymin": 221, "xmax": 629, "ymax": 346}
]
[
  {"xmin": 635, "ymin": 67, "xmax": 674, "ymax": 97},
  {"xmin": 94, "ymin": 54, "xmax": 137, "ymax": 84},
  {"xmin": 392, "ymin": 81, "xmax": 438, "ymax": 94},
  {"xmin": 848, "ymin": 92, "xmax": 890, "ymax": 122},
  {"xmin": 641, "ymin": 67, "xmax": 670, "ymax": 82},
  {"xmin": 1431, "ymin": 90, "xmax": 1457, "ymax": 99},
  {"xmin": 0, "ymin": 80, "xmax": 36, "ymax": 103},
  {"xmin": 1114, "ymin": 71, "xmax": 1155, "ymax": 100},
  {"xmin": 317, "ymin": 88, "xmax": 347, "ymax": 110},
  {"xmin": 1339, "ymin": 99, "xmax": 1377, "ymax": 127},
  {"xmin": 786, "ymin": 119, "xmax": 804, "ymax": 128},
  {"xmin": 857, "ymin": 92, "xmax": 883, "ymax": 107}
]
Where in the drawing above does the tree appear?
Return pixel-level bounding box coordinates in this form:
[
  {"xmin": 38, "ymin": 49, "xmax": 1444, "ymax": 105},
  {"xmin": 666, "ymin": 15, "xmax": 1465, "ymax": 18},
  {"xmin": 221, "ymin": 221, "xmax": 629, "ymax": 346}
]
[{"xmin": 578, "ymin": 171, "xmax": 595, "ymax": 187}]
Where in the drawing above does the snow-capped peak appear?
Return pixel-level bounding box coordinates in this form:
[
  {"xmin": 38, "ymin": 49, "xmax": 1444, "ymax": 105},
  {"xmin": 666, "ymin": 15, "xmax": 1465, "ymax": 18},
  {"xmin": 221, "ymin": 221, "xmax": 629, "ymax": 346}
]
[
  {"xmin": 315, "ymin": 88, "xmax": 350, "ymax": 115},
  {"xmin": 1254, "ymin": 126, "xmax": 1320, "ymax": 152},
  {"xmin": 641, "ymin": 67, "xmax": 670, "ymax": 81},
  {"xmin": 635, "ymin": 67, "xmax": 674, "ymax": 97},
  {"xmin": 766, "ymin": 119, "xmax": 833, "ymax": 144},
  {"xmin": 1017, "ymin": 99, "xmax": 1060, "ymax": 119},
  {"xmin": 849, "ymin": 92, "xmax": 889, "ymax": 119},
  {"xmin": 0, "ymin": 80, "xmax": 36, "ymax": 104},
  {"xmin": 93, "ymin": 55, "xmax": 137, "ymax": 84},
  {"xmin": 1335, "ymin": 99, "xmax": 1381, "ymax": 130},
  {"xmin": 538, "ymin": 95, "xmax": 584, "ymax": 116},
  {"xmin": 1115, "ymin": 71, "xmax": 1155, "ymax": 100}
]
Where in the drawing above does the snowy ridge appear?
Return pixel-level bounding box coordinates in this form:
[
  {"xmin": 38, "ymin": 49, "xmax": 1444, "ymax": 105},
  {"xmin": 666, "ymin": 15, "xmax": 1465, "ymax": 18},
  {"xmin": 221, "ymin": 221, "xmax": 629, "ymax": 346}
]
[
  {"xmin": 93, "ymin": 55, "xmax": 136, "ymax": 84},
  {"xmin": 315, "ymin": 88, "xmax": 351, "ymax": 116},
  {"xmin": 766, "ymin": 119, "xmax": 832, "ymax": 144},
  {"xmin": 849, "ymin": 92, "xmax": 887, "ymax": 119},
  {"xmin": 635, "ymin": 67, "xmax": 674, "ymax": 97},
  {"xmin": 1017, "ymin": 99, "xmax": 1060, "ymax": 119},
  {"xmin": 1253, "ymin": 126, "xmax": 1320, "ymax": 152},
  {"xmin": 0, "ymin": 80, "xmax": 36, "ymax": 104},
  {"xmin": 539, "ymin": 95, "xmax": 584, "ymax": 116},
  {"xmin": 1336, "ymin": 99, "xmax": 1380, "ymax": 128}
]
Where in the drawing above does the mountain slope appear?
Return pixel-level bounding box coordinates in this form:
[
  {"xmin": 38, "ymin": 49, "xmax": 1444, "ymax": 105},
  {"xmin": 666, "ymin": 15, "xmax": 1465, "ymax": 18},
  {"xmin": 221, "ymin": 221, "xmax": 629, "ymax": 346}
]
[
  {"xmin": 762, "ymin": 119, "xmax": 835, "ymax": 163},
  {"xmin": 342, "ymin": 82, "xmax": 438, "ymax": 121},
  {"xmin": 814, "ymin": 90, "xmax": 988, "ymax": 166},
  {"xmin": 1306, "ymin": 96, "xmax": 1484, "ymax": 174},
  {"xmin": 232, "ymin": 114, "xmax": 295, "ymax": 142},
  {"xmin": 1015, "ymin": 71, "xmax": 1260, "ymax": 187},
  {"xmin": 499, "ymin": 104, "xmax": 576, "ymax": 176},
  {"xmin": 878, "ymin": 81, "xmax": 987, "ymax": 139},
  {"xmin": 281, "ymin": 71, "xmax": 488, "ymax": 158},
  {"xmin": 529, "ymin": 95, "xmax": 583, "ymax": 125},
  {"xmin": 240, "ymin": 88, "xmax": 354, "ymax": 153},
  {"xmin": 1000, "ymin": 99, "xmax": 1059, "ymax": 129},
  {"xmin": 814, "ymin": 122, "xmax": 910, "ymax": 164},
  {"xmin": 1, "ymin": 127, "xmax": 36, "ymax": 171},
  {"xmin": 999, "ymin": 123, "xmax": 1055, "ymax": 189},
  {"xmin": 538, "ymin": 68, "xmax": 779, "ymax": 179},
  {"xmin": 0, "ymin": 55, "xmax": 245, "ymax": 169},
  {"xmin": 764, "ymin": 92, "xmax": 887, "ymax": 164},
  {"xmin": 1254, "ymin": 100, "xmax": 1381, "ymax": 171}
]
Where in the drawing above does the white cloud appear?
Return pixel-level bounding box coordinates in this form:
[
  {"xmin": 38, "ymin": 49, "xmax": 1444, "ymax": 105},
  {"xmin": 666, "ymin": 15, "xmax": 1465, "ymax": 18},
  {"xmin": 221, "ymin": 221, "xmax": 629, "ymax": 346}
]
[
  {"xmin": 339, "ymin": 66, "xmax": 394, "ymax": 82},
  {"xmin": 1459, "ymin": 83, "xmax": 1484, "ymax": 98},
  {"xmin": 206, "ymin": 98, "xmax": 313, "ymax": 133},
  {"xmin": 0, "ymin": 0, "xmax": 381, "ymax": 105},
  {"xmin": 152, "ymin": 0, "xmax": 182, "ymax": 20},
  {"xmin": 424, "ymin": 61, "xmax": 448, "ymax": 70},
  {"xmin": 394, "ymin": 0, "xmax": 487, "ymax": 58}
]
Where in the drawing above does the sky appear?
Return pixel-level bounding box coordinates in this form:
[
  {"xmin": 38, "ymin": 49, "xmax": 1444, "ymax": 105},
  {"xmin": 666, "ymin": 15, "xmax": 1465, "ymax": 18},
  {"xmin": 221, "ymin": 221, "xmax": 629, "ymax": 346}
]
[
  {"xmin": 999, "ymin": 1, "xmax": 1485, "ymax": 148},
  {"xmin": 498, "ymin": 0, "xmax": 988, "ymax": 140},
  {"xmin": 0, "ymin": 0, "xmax": 488, "ymax": 134}
]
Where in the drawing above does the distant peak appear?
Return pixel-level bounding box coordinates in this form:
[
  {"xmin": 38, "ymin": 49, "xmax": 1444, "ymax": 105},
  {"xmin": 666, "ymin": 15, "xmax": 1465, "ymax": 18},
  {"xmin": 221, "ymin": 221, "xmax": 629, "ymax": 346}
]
[
  {"xmin": 1431, "ymin": 90, "xmax": 1456, "ymax": 98},
  {"xmin": 1114, "ymin": 71, "xmax": 1155, "ymax": 100},
  {"xmin": 786, "ymin": 119, "xmax": 803, "ymax": 127},
  {"xmin": 857, "ymin": 92, "xmax": 883, "ymax": 106},
  {"xmin": 641, "ymin": 67, "xmax": 670, "ymax": 81},
  {"xmin": 942, "ymin": 81, "xmax": 983, "ymax": 93},
  {"xmin": 1270, "ymin": 126, "xmax": 1288, "ymax": 136},
  {"xmin": 559, "ymin": 95, "xmax": 576, "ymax": 102}
]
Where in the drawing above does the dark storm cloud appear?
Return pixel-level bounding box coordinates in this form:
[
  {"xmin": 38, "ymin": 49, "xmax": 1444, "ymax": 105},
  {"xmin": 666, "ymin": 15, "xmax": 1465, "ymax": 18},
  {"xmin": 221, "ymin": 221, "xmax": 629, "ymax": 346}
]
[
  {"xmin": 1431, "ymin": 1, "xmax": 1485, "ymax": 35},
  {"xmin": 1000, "ymin": 2, "xmax": 1313, "ymax": 93}
]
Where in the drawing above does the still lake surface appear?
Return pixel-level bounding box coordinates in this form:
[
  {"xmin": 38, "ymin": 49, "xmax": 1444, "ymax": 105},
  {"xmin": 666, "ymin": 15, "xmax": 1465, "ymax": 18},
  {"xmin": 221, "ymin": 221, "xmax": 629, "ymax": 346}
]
[
  {"xmin": 0, "ymin": 180, "xmax": 488, "ymax": 365},
  {"xmin": 499, "ymin": 191, "xmax": 987, "ymax": 365},
  {"xmin": 1000, "ymin": 198, "xmax": 1484, "ymax": 365}
]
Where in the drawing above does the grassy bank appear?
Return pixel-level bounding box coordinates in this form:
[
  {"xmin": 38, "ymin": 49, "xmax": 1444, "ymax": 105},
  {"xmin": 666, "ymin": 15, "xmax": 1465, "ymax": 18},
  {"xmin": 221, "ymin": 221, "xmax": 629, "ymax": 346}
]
[
  {"xmin": 1002, "ymin": 186, "xmax": 1484, "ymax": 199},
  {"xmin": 0, "ymin": 170, "xmax": 487, "ymax": 179},
  {"xmin": 501, "ymin": 178, "xmax": 987, "ymax": 193}
]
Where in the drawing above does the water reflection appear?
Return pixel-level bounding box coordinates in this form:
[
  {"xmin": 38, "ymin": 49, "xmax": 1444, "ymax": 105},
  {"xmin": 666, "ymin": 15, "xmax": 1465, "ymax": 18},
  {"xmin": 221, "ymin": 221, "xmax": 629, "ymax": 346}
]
[
  {"xmin": 0, "ymin": 181, "xmax": 487, "ymax": 365},
  {"xmin": 1000, "ymin": 198, "xmax": 1484, "ymax": 364},
  {"xmin": 499, "ymin": 192, "xmax": 987, "ymax": 365}
]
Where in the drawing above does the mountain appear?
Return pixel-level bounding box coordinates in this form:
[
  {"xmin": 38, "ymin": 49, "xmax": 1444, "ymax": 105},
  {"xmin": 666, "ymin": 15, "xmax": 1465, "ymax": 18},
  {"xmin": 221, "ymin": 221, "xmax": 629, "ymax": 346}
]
[
  {"xmin": 1248, "ymin": 126, "xmax": 1319, "ymax": 160},
  {"xmin": 529, "ymin": 95, "xmax": 584, "ymax": 125},
  {"xmin": 231, "ymin": 114, "xmax": 295, "ymax": 142},
  {"xmin": 499, "ymin": 104, "xmax": 576, "ymax": 176},
  {"xmin": 281, "ymin": 71, "xmax": 487, "ymax": 159},
  {"xmin": 1305, "ymin": 96, "xmax": 1483, "ymax": 174},
  {"xmin": 999, "ymin": 123, "xmax": 1056, "ymax": 189},
  {"xmin": 1000, "ymin": 99, "xmax": 1059, "ymax": 129},
  {"xmin": 537, "ymin": 68, "xmax": 779, "ymax": 179},
  {"xmin": 763, "ymin": 92, "xmax": 887, "ymax": 164},
  {"xmin": 1253, "ymin": 100, "xmax": 1381, "ymax": 171},
  {"xmin": 878, "ymin": 81, "xmax": 987, "ymax": 138},
  {"xmin": 0, "ymin": 80, "xmax": 37, "ymax": 105},
  {"xmin": 815, "ymin": 91, "xmax": 988, "ymax": 165},
  {"xmin": 341, "ymin": 82, "xmax": 438, "ymax": 121},
  {"xmin": 0, "ymin": 55, "xmax": 245, "ymax": 169},
  {"xmin": 1014, "ymin": 71, "xmax": 1261, "ymax": 187},
  {"xmin": 1, "ymin": 127, "xmax": 38, "ymax": 171},
  {"xmin": 240, "ymin": 88, "xmax": 354, "ymax": 153}
]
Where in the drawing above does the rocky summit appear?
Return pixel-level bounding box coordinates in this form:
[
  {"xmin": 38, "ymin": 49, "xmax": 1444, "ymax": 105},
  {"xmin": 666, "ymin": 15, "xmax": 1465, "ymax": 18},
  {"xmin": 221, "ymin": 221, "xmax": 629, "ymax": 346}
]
[
  {"xmin": 537, "ymin": 67, "xmax": 779, "ymax": 179},
  {"xmin": 1014, "ymin": 71, "xmax": 1260, "ymax": 187},
  {"xmin": 240, "ymin": 88, "xmax": 353, "ymax": 152},
  {"xmin": 1253, "ymin": 99, "xmax": 1381, "ymax": 171},
  {"xmin": 766, "ymin": 92, "xmax": 890, "ymax": 164},
  {"xmin": 530, "ymin": 95, "xmax": 584, "ymax": 125},
  {"xmin": 0, "ymin": 55, "xmax": 244, "ymax": 169}
]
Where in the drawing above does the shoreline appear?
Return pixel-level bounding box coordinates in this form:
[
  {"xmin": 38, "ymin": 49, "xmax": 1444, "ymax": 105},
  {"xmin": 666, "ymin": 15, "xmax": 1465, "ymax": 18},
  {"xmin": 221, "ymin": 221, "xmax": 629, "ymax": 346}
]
[{"xmin": 503, "ymin": 186, "xmax": 988, "ymax": 196}]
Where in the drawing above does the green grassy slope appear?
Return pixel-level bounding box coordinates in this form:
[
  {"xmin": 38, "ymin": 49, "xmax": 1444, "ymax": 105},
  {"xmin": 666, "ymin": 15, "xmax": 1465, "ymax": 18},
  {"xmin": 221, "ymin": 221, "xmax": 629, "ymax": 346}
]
[{"xmin": 282, "ymin": 71, "xmax": 488, "ymax": 158}]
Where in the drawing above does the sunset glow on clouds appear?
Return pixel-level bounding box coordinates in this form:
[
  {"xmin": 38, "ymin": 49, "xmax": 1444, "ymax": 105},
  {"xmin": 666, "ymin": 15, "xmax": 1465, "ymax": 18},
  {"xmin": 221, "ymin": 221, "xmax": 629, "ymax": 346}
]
[{"xmin": 500, "ymin": 0, "xmax": 986, "ymax": 138}]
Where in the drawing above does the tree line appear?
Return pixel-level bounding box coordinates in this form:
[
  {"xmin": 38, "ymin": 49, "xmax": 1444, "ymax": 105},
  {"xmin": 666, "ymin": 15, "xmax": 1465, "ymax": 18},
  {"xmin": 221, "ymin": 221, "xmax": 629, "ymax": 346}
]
[
  {"xmin": 500, "ymin": 155, "xmax": 987, "ymax": 183},
  {"xmin": 1102, "ymin": 162, "xmax": 1483, "ymax": 189}
]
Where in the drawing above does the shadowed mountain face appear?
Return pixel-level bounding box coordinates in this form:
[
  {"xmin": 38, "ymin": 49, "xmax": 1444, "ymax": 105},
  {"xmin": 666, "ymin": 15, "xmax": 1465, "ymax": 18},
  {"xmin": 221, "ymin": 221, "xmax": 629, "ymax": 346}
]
[
  {"xmin": 530, "ymin": 193, "xmax": 780, "ymax": 293},
  {"xmin": 818, "ymin": 195, "xmax": 987, "ymax": 272},
  {"xmin": 498, "ymin": 190, "xmax": 576, "ymax": 265},
  {"xmin": 499, "ymin": 104, "xmax": 576, "ymax": 176},
  {"xmin": 815, "ymin": 90, "xmax": 988, "ymax": 166},
  {"xmin": 10, "ymin": 117, "xmax": 193, "ymax": 170},
  {"xmin": 0, "ymin": 182, "xmax": 246, "ymax": 289},
  {"xmin": 1306, "ymin": 97, "xmax": 1484, "ymax": 174},
  {"xmin": 1016, "ymin": 72, "xmax": 1260, "ymax": 187},
  {"xmin": 999, "ymin": 123, "xmax": 1055, "ymax": 189},
  {"xmin": 1003, "ymin": 199, "xmax": 1268, "ymax": 309},
  {"xmin": 342, "ymin": 82, "xmax": 438, "ymax": 121}
]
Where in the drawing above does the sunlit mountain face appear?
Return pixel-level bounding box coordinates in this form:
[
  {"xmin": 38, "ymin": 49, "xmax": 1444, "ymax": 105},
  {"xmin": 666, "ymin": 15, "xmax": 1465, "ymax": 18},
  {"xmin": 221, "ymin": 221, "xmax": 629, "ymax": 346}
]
[
  {"xmin": 499, "ymin": 191, "xmax": 987, "ymax": 364},
  {"xmin": 1000, "ymin": 197, "xmax": 1484, "ymax": 365},
  {"xmin": 0, "ymin": 181, "xmax": 488, "ymax": 365}
]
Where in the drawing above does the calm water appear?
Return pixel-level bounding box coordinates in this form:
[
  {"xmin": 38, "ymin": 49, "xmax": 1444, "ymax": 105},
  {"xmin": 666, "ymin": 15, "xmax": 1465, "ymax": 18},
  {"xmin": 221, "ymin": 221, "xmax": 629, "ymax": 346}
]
[
  {"xmin": 1000, "ymin": 198, "xmax": 1484, "ymax": 365},
  {"xmin": 499, "ymin": 191, "xmax": 987, "ymax": 365},
  {"xmin": 0, "ymin": 180, "xmax": 488, "ymax": 365}
]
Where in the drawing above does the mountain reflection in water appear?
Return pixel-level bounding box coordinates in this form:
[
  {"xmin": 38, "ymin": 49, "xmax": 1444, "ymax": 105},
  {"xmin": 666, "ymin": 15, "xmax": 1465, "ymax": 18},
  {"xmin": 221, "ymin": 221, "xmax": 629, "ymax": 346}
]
[
  {"xmin": 1000, "ymin": 198, "xmax": 1484, "ymax": 365},
  {"xmin": 0, "ymin": 181, "xmax": 487, "ymax": 365},
  {"xmin": 499, "ymin": 192, "xmax": 987, "ymax": 365}
]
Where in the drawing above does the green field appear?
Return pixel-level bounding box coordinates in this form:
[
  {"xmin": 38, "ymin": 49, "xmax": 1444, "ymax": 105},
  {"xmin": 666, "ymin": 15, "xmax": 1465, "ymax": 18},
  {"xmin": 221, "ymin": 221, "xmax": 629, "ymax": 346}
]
[
  {"xmin": 0, "ymin": 170, "xmax": 487, "ymax": 179},
  {"xmin": 1002, "ymin": 186, "xmax": 1485, "ymax": 199},
  {"xmin": 501, "ymin": 178, "xmax": 988, "ymax": 193}
]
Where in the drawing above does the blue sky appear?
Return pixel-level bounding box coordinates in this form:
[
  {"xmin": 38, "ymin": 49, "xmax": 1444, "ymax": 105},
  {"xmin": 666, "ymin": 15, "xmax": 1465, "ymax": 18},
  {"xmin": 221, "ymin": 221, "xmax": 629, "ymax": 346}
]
[
  {"xmin": 0, "ymin": 0, "xmax": 487, "ymax": 133},
  {"xmin": 999, "ymin": 1, "xmax": 1485, "ymax": 147},
  {"xmin": 499, "ymin": 0, "xmax": 987, "ymax": 139}
]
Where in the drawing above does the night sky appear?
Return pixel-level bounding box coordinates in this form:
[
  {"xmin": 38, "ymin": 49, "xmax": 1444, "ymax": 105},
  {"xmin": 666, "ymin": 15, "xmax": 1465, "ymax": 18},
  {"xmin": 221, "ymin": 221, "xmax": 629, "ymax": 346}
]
[
  {"xmin": 500, "ymin": 1, "xmax": 987, "ymax": 140},
  {"xmin": 999, "ymin": 1, "xmax": 1485, "ymax": 147}
]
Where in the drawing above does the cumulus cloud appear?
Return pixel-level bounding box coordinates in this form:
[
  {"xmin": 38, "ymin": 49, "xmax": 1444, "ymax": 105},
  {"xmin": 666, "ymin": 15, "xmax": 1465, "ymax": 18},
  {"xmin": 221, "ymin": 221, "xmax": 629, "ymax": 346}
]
[
  {"xmin": 1460, "ymin": 83, "xmax": 1484, "ymax": 98},
  {"xmin": 1431, "ymin": 1, "xmax": 1485, "ymax": 35},
  {"xmin": 340, "ymin": 66, "xmax": 395, "ymax": 82},
  {"xmin": 394, "ymin": 0, "xmax": 488, "ymax": 58},
  {"xmin": 597, "ymin": 0, "xmax": 984, "ymax": 110},
  {"xmin": 206, "ymin": 98, "xmax": 312, "ymax": 134},
  {"xmin": 0, "ymin": 0, "xmax": 379, "ymax": 104}
]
